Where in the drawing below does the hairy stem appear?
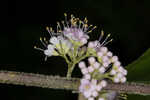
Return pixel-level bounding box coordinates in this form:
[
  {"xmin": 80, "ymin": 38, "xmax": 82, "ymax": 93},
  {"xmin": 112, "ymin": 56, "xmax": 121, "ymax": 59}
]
[{"xmin": 0, "ymin": 70, "xmax": 150, "ymax": 95}]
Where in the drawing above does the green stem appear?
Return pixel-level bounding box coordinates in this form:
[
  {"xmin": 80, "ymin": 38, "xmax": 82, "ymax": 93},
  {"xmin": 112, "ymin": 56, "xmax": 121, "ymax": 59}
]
[
  {"xmin": 73, "ymin": 45, "xmax": 79, "ymax": 61},
  {"xmin": 63, "ymin": 54, "xmax": 70, "ymax": 64},
  {"xmin": 76, "ymin": 53, "xmax": 89, "ymax": 63},
  {"xmin": 66, "ymin": 47, "xmax": 96, "ymax": 78},
  {"xmin": 96, "ymin": 73, "xmax": 111, "ymax": 80},
  {"xmin": 66, "ymin": 63, "xmax": 76, "ymax": 78}
]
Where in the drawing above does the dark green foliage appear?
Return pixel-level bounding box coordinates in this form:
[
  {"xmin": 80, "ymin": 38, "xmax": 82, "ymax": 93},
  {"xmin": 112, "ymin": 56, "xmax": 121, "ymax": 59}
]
[{"xmin": 127, "ymin": 49, "xmax": 150, "ymax": 81}]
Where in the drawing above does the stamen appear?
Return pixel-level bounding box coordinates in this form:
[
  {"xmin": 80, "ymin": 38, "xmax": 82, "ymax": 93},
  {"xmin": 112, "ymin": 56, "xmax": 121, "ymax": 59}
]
[
  {"xmin": 87, "ymin": 26, "xmax": 97, "ymax": 34},
  {"xmin": 71, "ymin": 14, "xmax": 74, "ymax": 19},
  {"xmin": 100, "ymin": 34, "xmax": 111, "ymax": 46},
  {"xmin": 84, "ymin": 24, "xmax": 93, "ymax": 32},
  {"xmin": 84, "ymin": 17, "xmax": 88, "ymax": 23},
  {"xmin": 45, "ymin": 56, "xmax": 48, "ymax": 61},
  {"xmin": 64, "ymin": 13, "xmax": 67, "ymax": 17},
  {"xmin": 46, "ymin": 27, "xmax": 52, "ymax": 37},
  {"xmin": 61, "ymin": 20, "xmax": 67, "ymax": 30},
  {"xmin": 71, "ymin": 14, "xmax": 76, "ymax": 27},
  {"xmin": 83, "ymin": 24, "xmax": 88, "ymax": 32},
  {"xmin": 44, "ymin": 37, "xmax": 48, "ymax": 44},
  {"xmin": 79, "ymin": 20, "xmax": 84, "ymax": 29},
  {"xmin": 103, "ymin": 39, "xmax": 113, "ymax": 46},
  {"xmin": 98, "ymin": 30, "xmax": 104, "ymax": 42},
  {"xmin": 57, "ymin": 22, "xmax": 62, "ymax": 33},
  {"xmin": 40, "ymin": 37, "xmax": 47, "ymax": 47},
  {"xmin": 64, "ymin": 13, "xmax": 69, "ymax": 28},
  {"xmin": 50, "ymin": 27, "xmax": 55, "ymax": 36},
  {"xmin": 34, "ymin": 46, "xmax": 44, "ymax": 51},
  {"xmin": 59, "ymin": 39, "xmax": 64, "ymax": 53}
]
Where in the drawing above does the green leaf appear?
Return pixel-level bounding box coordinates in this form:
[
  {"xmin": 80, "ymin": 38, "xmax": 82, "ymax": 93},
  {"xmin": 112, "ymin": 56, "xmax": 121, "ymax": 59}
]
[
  {"xmin": 127, "ymin": 94, "xmax": 150, "ymax": 100},
  {"xmin": 126, "ymin": 48, "xmax": 150, "ymax": 81}
]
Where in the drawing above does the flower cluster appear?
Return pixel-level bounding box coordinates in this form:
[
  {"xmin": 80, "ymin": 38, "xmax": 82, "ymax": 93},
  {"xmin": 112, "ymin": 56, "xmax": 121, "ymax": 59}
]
[
  {"xmin": 35, "ymin": 13, "xmax": 127, "ymax": 100},
  {"xmin": 78, "ymin": 44, "xmax": 127, "ymax": 100},
  {"xmin": 79, "ymin": 78, "xmax": 107, "ymax": 100},
  {"xmin": 44, "ymin": 36, "xmax": 72, "ymax": 56},
  {"xmin": 34, "ymin": 13, "xmax": 96, "ymax": 60}
]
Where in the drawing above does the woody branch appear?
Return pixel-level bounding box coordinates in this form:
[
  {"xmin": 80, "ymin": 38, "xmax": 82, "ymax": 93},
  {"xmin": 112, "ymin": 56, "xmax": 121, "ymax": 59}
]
[{"xmin": 0, "ymin": 70, "xmax": 149, "ymax": 95}]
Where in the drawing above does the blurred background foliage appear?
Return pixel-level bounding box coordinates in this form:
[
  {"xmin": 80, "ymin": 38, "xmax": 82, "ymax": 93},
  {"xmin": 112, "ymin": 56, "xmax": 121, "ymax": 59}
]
[{"xmin": 1, "ymin": 0, "xmax": 150, "ymax": 100}]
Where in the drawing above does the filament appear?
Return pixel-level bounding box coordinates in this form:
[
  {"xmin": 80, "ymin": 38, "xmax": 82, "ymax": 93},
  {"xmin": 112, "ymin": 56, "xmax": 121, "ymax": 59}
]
[
  {"xmin": 34, "ymin": 46, "xmax": 44, "ymax": 51},
  {"xmin": 40, "ymin": 37, "xmax": 47, "ymax": 47},
  {"xmin": 98, "ymin": 30, "xmax": 104, "ymax": 42},
  {"xmin": 100, "ymin": 34, "xmax": 111, "ymax": 46}
]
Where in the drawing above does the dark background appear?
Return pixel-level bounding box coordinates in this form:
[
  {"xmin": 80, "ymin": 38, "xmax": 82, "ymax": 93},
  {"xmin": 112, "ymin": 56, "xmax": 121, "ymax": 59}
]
[{"xmin": 1, "ymin": 0, "xmax": 150, "ymax": 100}]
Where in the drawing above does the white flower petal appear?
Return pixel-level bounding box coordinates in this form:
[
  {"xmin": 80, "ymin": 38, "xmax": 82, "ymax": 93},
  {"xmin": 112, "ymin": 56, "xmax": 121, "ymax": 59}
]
[
  {"xmin": 84, "ymin": 91, "xmax": 92, "ymax": 98},
  {"xmin": 84, "ymin": 74, "xmax": 91, "ymax": 80},
  {"xmin": 110, "ymin": 69, "xmax": 116, "ymax": 75},
  {"xmin": 47, "ymin": 44, "xmax": 54, "ymax": 50},
  {"xmin": 114, "ymin": 61, "xmax": 121, "ymax": 66},
  {"xmin": 120, "ymin": 77, "xmax": 126, "ymax": 83},
  {"xmin": 99, "ymin": 67, "xmax": 105, "ymax": 74},
  {"xmin": 81, "ymin": 68, "xmax": 88, "ymax": 75},
  {"xmin": 88, "ymin": 57, "xmax": 96, "ymax": 64},
  {"xmin": 111, "ymin": 56, "xmax": 118, "ymax": 62},
  {"xmin": 100, "ymin": 80, "xmax": 107, "ymax": 87},
  {"xmin": 44, "ymin": 49, "xmax": 53, "ymax": 56},
  {"xmin": 80, "ymin": 38, "xmax": 87, "ymax": 45},
  {"xmin": 102, "ymin": 56, "xmax": 109, "ymax": 62},
  {"xmin": 100, "ymin": 47, "xmax": 108, "ymax": 54},
  {"xmin": 97, "ymin": 52, "xmax": 103, "ymax": 57},
  {"xmin": 88, "ymin": 97, "xmax": 94, "ymax": 100},
  {"xmin": 107, "ymin": 51, "xmax": 113, "ymax": 57},
  {"xmin": 93, "ymin": 62, "xmax": 100, "ymax": 69},
  {"xmin": 79, "ymin": 61, "xmax": 86, "ymax": 69},
  {"xmin": 116, "ymin": 73, "xmax": 123, "ymax": 78},
  {"xmin": 96, "ymin": 85, "xmax": 102, "ymax": 91},
  {"xmin": 92, "ymin": 91, "xmax": 98, "ymax": 97},
  {"xmin": 114, "ymin": 77, "xmax": 120, "ymax": 83},
  {"xmin": 98, "ymin": 97, "xmax": 105, "ymax": 100},
  {"xmin": 88, "ymin": 42, "xmax": 95, "ymax": 48},
  {"xmin": 88, "ymin": 66, "xmax": 94, "ymax": 73},
  {"xmin": 50, "ymin": 37, "xmax": 59, "ymax": 45}
]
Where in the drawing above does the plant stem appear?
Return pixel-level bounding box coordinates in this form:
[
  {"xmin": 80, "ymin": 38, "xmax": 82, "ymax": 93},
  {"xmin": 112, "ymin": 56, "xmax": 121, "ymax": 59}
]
[
  {"xmin": 66, "ymin": 63, "xmax": 76, "ymax": 78},
  {"xmin": 67, "ymin": 52, "xmax": 90, "ymax": 78},
  {"xmin": 64, "ymin": 54, "xmax": 70, "ymax": 64},
  {"xmin": 76, "ymin": 53, "xmax": 89, "ymax": 63},
  {"xmin": 0, "ymin": 70, "xmax": 150, "ymax": 95}
]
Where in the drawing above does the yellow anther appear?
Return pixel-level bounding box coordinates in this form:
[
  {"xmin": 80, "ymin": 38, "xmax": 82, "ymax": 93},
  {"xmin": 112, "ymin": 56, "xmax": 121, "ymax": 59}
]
[
  {"xmin": 110, "ymin": 39, "xmax": 113, "ymax": 42},
  {"xmin": 101, "ymin": 30, "xmax": 104, "ymax": 36},
  {"xmin": 44, "ymin": 37, "xmax": 46, "ymax": 41},
  {"xmin": 94, "ymin": 26, "xmax": 97, "ymax": 29},
  {"xmin": 40, "ymin": 37, "xmax": 42, "ymax": 41},
  {"xmin": 107, "ymin": 34, "xmax": 111, "ymax": 37},
  {"xmin": 58, "ymin": 30, "xmax": 62, "ymax": 32},
  {"xmin": 84, "ymin": 24, "xmax": 88, "ymax": 27},
  {"xmin": 88, "ymin": 30, "xmax": 92, "ymax": 33},
  {"xmin": 76, "ymin": 18, "xmax": 79, "ymax": 21},
  {"xmin": 64, "ymin": 13, "xmax": 67, "ymax": 16},
  {"xmin": 50, "ymin": 27, "xmax": 53, "ymax": 31},
  {"xmin": 84, "ymin": 17, "xmax": 88, "ymax": 23},
  {"xmin": 79, "ymin": 20, "xmax": 82, "ymax": 23},
  {"xmin": 84, "ymin": 17, "xmax": 87, "ymax": 20},
  {"xmin": 46, "ymin": 26, "xmax": 49, "ymax": 30},
  {"xmin": 34, "ymin": 46, "xmax": 37, "ymax": 48},
  {"xmin": 71, "ymin": 14, "xmax": 74, "ymax": 18},
  {"xmin": 61, "ymin": 21, "xmax": 64, "ymax": 23}
]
